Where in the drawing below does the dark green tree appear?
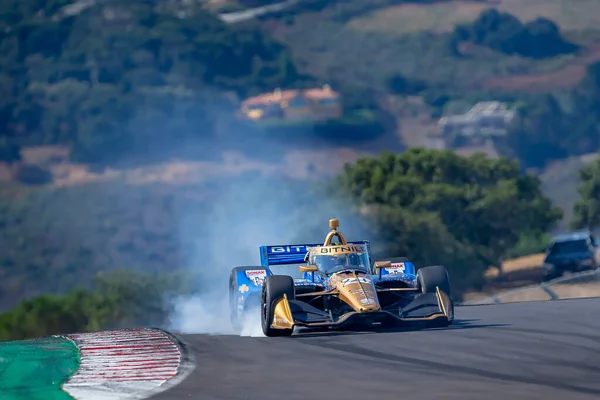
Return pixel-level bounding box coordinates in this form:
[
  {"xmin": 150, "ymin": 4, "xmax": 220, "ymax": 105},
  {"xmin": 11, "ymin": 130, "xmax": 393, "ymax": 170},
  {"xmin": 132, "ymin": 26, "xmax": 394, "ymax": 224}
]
[
  {"xmin": 328, "ymin": 148, "xmax": 562, "ymax": 291},
  {"xmin": 0, "ymin": 269, "xmax": 189, "ymax": 341},
  {"xmin": 451, "ymin": 8, "xmax": 577, "ymax": 59},
  {"xmin": 0, "ymin": 0, "xmax": 304, "ymax": 164},
  {"xmin": 505, "ymin": 94, "xmax": 569, "ymax": 168},
  {"xmin": 571, "ymin": 157, "xmax": 600, "ymax": 230}
]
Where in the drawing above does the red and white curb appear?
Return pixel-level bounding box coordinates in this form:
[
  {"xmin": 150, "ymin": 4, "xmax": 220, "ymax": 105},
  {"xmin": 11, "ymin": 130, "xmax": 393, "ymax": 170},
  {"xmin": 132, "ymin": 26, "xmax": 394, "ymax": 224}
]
[{"xmin": 62, "ymin": 328, "xmax": 194, "ymax": 400}]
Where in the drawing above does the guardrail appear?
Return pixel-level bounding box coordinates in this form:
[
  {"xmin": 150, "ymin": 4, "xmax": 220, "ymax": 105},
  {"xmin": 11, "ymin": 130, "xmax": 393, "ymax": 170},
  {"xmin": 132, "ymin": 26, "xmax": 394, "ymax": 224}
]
[{"xmin": 460, "ymin": 269, "xmax": 600, "ymax": 305}]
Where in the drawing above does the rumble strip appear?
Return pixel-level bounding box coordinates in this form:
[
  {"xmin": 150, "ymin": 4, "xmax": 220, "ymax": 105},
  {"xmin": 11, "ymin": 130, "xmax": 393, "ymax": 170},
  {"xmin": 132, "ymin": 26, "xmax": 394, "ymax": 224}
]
[{"xmin": 62, "ymin": 328, "xmax": 193, "ymax": 399}]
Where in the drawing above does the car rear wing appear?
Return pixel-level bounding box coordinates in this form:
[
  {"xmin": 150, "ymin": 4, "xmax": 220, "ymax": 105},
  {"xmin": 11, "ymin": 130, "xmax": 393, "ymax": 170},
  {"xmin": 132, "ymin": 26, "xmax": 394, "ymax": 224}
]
[{"xmin": 260, "ymin": 240, "xmax": 371, "ymax": 267}]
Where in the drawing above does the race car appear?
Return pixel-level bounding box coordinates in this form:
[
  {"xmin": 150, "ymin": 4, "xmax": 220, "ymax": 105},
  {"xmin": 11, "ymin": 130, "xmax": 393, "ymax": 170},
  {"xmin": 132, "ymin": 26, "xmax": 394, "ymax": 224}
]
[{"xmin": 228, "ymin": 218, "xmax": 454, "ymax": 337}]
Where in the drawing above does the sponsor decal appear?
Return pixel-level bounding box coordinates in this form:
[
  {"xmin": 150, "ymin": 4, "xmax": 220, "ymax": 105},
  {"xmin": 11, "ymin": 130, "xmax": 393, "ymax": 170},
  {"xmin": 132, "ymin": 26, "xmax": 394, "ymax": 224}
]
[
  {"xmin": 239, "ymin": 284, "xmax": 250, "ymax": 293},
  {"xmin": 360, "ymin": 298, "xmax": 376, "ymax": 305},
  {"xmin": 341, "ymin": 276, "xmax": 371, "ymax": 287},
  {"xmin": 269, "ymin": 246, "xmax": 309, "ymax": 253},
  {"xmin": 385, "ymin": 262, "xmax": 405, "ymax": 274},
  {"xmin": 268, "ymin": 242, "xmax": 368, "ymax": 256},
  {"xmin": 245, "ymin": 269, "xmax": 267, "ymax": 286},
  {"xmin": 319, "ymin": 245, "xmax": 365, "ymax": 254}
]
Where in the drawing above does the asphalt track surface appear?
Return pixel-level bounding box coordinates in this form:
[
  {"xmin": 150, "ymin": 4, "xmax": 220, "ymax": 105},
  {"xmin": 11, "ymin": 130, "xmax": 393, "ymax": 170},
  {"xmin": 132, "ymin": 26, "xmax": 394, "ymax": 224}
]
[{"xmin": 153, "ymin": 298, "xmax": 600, "ymax": 400}]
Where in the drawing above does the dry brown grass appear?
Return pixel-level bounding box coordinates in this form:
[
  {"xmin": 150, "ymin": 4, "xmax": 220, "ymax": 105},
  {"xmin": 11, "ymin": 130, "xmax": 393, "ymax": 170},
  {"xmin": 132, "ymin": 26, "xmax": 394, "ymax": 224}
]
[
  {"xmin": 484, "ymin": 44, "xmax": 600, "ymax": 92},
  {"xmin": 483, "ymin": 253, "xmax": 545, "ymax": 281},
  {"xmin": 501, "ymin": 253, "xmax": 545, "ymax": 273},
  {"xmin": 20, "ymin": 146, "xmax": 69, "ymax": 164},
  {"xmin": 7, "ymin": 145, "xmax": 370, "ymax": 188},
  {"xmin": 347, "ymin": 0, "xmax": 600, "ymax": 93},
  {"xmin": 348, "ymin": 1, "xmax": 491, "ymax": 34},
  {"xmin": 348, "ymin": 0, "xmax": 600, "ymax": 35}
]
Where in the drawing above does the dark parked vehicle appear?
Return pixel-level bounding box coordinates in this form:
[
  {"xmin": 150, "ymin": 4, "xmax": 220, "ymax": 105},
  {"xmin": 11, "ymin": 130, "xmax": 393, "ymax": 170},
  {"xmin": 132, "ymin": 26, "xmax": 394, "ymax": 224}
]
[{"xmin": 543, "ymin": 231, "xmax": 600, "ymax": 280}]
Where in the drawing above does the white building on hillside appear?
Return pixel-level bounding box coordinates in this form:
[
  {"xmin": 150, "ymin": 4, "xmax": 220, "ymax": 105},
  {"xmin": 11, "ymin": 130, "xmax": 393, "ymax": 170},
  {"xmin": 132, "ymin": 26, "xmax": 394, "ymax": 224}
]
[{"xmin": 438, "ymin": 101, "xmax": 517, "ymax": 146}]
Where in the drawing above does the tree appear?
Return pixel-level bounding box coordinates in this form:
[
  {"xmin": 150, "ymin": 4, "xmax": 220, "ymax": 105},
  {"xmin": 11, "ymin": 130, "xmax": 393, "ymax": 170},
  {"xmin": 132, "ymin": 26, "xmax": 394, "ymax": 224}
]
[
  {"xmin": 571, "ymin": 157, "xmax": 600, "ymax": 230},
  {"xmin": 450, "ymin": 8, "xmax": 577, "ymax": 59},
  {"xmin": 504, "ymin": 63, "xmax": 600, "ymax": 170},
  {"xmin": 568, "ymin": 62, "xmax": 600, "ymax": 155},
  {"xmin": 387, "ymin": 74, "xmax": 427, "ymax": 96},
  {"xmin": 0, "ymin": 137, "xmax": 21, "ymax": 162},
  {"xmin": 0, "ymin": 0, "xmax": 305, "ymax": 164},
  {"xmin": 329, "ymin": 148, "xmax": 562, "ymax": 291},
  {"xmin": 0, "ymin": 270, "xmax": 189, "ymax": 341},
  {"xmin": 505, "ymin": 94, "xmax": 569, "ymax": 169}
]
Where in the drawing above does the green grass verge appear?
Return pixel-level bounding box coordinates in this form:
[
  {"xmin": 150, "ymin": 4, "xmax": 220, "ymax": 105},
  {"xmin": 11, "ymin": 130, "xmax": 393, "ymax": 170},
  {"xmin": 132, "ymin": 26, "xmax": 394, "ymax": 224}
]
[{"xmin": 0, "ymin": 336, "xmax": 80, "ymax": 400}]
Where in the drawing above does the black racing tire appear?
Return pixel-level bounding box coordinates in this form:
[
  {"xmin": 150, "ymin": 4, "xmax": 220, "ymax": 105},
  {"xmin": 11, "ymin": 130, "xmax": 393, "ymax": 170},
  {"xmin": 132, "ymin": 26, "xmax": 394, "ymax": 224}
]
[
  {"xmin": 261, "ymin": 275, "xmax": 295, "ymax": 337},
  {"xmin": 416, "ymin": 265, "xmax": 451, "ymax": 297},
  {"xmin": 417, "ymin": 265, "xmax": 453, "ymax": 328},
  {"xmin": 229, "ymin": 266, "xmax": 266, "ymax": 332}
]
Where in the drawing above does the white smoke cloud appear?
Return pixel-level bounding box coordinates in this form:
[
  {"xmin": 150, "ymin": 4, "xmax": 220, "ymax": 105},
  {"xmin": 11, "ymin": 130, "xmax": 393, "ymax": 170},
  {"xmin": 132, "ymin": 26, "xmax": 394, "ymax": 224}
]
[
  {"xmin": 238, "ymin": 305, "xmax": 264, "ymax": 337},
  {"xmin": 168, "ymin": 294, "xmax": 233, "ymax": 335}
]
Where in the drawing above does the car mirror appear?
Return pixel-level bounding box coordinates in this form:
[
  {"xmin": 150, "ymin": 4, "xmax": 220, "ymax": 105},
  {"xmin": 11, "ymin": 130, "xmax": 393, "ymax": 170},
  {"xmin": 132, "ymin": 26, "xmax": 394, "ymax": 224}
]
[
  {"xmin": 300, "ymin": 265, "xmax": 318, "ymax": 272},
  {"xmin": 373, "ymin": 261, "xmax": 392, "ymax": 270}
]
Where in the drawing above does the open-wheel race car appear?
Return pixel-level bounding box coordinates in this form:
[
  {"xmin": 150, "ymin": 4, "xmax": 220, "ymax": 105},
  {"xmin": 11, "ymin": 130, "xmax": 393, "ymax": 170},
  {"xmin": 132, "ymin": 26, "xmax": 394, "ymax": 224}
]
[{"xmin": 228, "ymin": 218, "xmax": 454, "ymax": 337}]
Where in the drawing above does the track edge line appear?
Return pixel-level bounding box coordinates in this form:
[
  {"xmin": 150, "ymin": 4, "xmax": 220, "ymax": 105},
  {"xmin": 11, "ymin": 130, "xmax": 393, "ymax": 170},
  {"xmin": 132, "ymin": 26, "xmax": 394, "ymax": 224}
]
[{"xmin": 140, "ymin": 328, "xmax": 196, "ymax": 400}]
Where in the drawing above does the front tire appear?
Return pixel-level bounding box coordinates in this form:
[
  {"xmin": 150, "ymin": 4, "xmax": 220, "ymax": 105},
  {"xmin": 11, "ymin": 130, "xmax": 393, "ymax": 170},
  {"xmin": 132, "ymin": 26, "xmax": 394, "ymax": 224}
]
[
  {"xmin": 416, "ymin": 265, "xmax": 453, "ymax": 327},
  {"xmin": 261, "ymin": 275, "xmax": 295, "ymax": 337},
  {"xmin": 417, "ymin": 265, "xmax": 451, "ymax": 297}
]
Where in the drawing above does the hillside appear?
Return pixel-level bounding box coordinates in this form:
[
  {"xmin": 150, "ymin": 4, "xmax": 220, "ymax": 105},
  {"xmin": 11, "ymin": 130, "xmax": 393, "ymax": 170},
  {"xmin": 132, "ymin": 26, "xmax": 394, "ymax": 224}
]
[
  {"xmin": 539, "ymin": 153, "xmax": 600, "ymax": 229},
  {"xmin": 3, "ymin": 0, "xmax": 600, "ymax": 170},
  {"xmin": 245, "ymin": 0, "xmax": 600, "ymax": 170},
  {"xmin": 255, "ymin": 0, "xmax": 600, "ymax": 91}
]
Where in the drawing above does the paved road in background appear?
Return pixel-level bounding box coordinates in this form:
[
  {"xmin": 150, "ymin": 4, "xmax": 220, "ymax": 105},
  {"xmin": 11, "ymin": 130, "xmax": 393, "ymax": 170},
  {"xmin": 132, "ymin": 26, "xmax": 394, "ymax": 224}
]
[
  {"xmin": 153, "ymin": 298, "xmax": 600, "ymax": 400},
  {"xmin": 219, "ymin": 0, "xmax": 300, "ymax": 23},
  {"xmin": 61, "ymin": 0, "xmax": 301, "ymax": 24}
]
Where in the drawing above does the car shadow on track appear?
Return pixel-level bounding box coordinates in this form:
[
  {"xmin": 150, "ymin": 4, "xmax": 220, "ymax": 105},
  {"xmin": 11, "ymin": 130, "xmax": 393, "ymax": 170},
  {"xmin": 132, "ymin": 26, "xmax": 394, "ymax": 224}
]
[{"xmin": 293, "ymin": 319, "xmax": 510, "ymax": 338}]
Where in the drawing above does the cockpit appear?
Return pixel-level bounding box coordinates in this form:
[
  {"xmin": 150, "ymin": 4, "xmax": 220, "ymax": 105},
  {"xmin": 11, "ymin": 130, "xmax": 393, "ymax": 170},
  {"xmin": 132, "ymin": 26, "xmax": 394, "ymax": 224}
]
[
  {"xmin": 309, "ymin": 251, "xmax": 370, "ymax": 275},
  {"xmin": 301, "ymin": 218, "xmax": 372, "ymax": 276}
]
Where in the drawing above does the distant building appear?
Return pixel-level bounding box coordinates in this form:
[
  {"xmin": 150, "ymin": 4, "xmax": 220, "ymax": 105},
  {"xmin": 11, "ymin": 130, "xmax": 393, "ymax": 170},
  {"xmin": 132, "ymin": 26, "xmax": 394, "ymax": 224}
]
[
  {"xmin": 240, "ymin": 85, "xmax": 342, "ymax": 122},
  {"xmin": 438, "ymin": 101, "xmax": 517, "ymax": 147}
]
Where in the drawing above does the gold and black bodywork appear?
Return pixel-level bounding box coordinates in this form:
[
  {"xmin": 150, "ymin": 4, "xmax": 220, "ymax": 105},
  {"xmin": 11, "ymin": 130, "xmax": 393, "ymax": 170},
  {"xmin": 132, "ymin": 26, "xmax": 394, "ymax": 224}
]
[{"xmin": 261, "ymin": 219, "xmax": 454, "ymax": 336}]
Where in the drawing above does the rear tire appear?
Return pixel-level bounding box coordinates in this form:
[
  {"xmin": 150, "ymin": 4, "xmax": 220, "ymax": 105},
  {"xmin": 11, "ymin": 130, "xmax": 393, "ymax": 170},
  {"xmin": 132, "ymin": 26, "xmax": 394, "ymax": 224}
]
[
  {"xmin": 229, "ymin": 266, "xmax": 267, "ymax": 332},
  {"xmin": 261, "ymin": 275, "xmax": 295, "ymax": 337}
]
